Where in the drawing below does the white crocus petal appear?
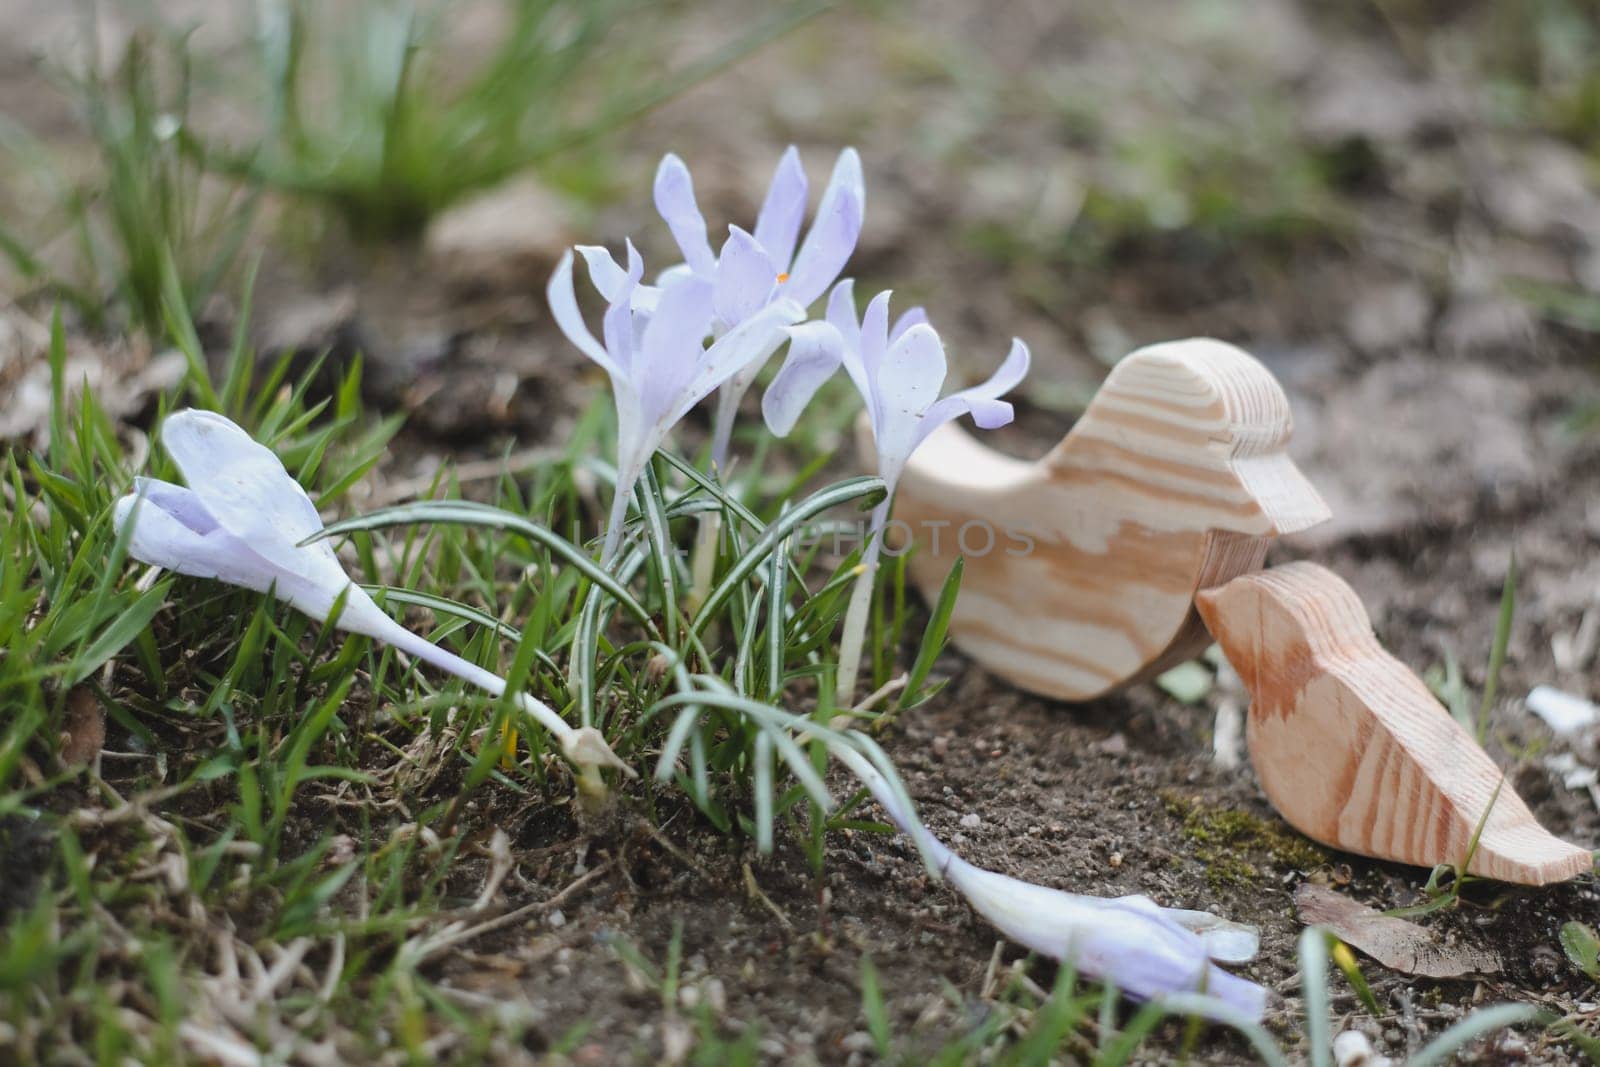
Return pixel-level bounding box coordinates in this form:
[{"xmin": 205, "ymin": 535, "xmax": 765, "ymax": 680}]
[
  {"xmin": 916, "ymin": 337, "xmax": 1032, "ymax": 448},
  {"xmin": 781, "ymin": 147, "xmax": 864, "ymax": 308},
  {"xmin": 548, "ymin": 252, "xmax": 625, "ymax": 377},
  {"xmin": 575, "ymin": 244, "xmax": 632, "ymax": 302},
  {"xmin": 826, "ymin": 280, "xmax": 870, "ymax": 399},
  {"xmin": 752, "ymin": 145, "xmax": 808, "ymax": 270},
  {"xmin": 158, "ymin": 411, "xmax": 330, "ymax": 572},
  {"xmin": 870, "ymin": 323, "xmax": 947, "ymax": 491},
  {"xmin": 114, "ymin": 483, "xmax": 282, "ymax": 591},
  {"xmin": 889, "ymin": 305, "xmax": 928, "ymax": 343},
  {"xmin": 714, "ymin": 226, "xmax": 780, "ymax": 328},
  {"xmin": 599, "ymin": 245, "xmax": 645, "ymax": 378},
  {"xmin": 857, "ymin": 289, "xmax": 893, "ymax": 386},
  {"xmin": 653, "ymin": 154, "xmax": 717, "ymax": 276},
  {"xmin": 762, "ymin": 322, "xmax": 846, "ymax": 437},
  {"xmin": 578, "ymin": 241, "xmax": 659, "ymax": 319},
  {"xmin": 636, "ymin": 275, "xmax": 718, "ymax": 417},
  {"xmin": 654, "ymin": 263, "xmax": 696, "ymax": 290},
  {"xmin": 670, "ymin": 299, "xmax": 805, "ymax": 427}
]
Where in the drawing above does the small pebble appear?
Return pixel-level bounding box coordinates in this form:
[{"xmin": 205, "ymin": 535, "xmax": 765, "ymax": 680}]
[
  {"xmin": 840, "ymin": 1031, "xmax": 876, "ymax": 1053},
  {"xmin": 1333, "ymin": 1029, "xmax": 1391, "ymax": 1067},
  {"xmin": 1496, "ymin": 1033, "xmax": 1528, "ymax": 1059},
  {"xmin": 548, "ymin": 909, "xmax": 566, "ymax": 928},
  {"xmin": 959, "ymin": 813, "xmax": 982, "ymax": 829},
  {"xmin": 1108, "ymin": 851, "xmax": 1123, "ymax": 869}
]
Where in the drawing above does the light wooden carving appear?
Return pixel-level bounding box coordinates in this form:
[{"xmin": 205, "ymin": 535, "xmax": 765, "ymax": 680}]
[
  {"xmin": 1195, "ymin": 563, "xmax": 1592, "ymax": 886},
  {"xmin": 875, "ymin": 338, "xmax": 1332, "ymax": 701}
]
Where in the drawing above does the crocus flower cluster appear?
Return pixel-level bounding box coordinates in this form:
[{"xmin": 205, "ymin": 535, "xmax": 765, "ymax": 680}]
[
  {"xmin": 552, "ymin": 147, "xmax": 865, "ymax": 561},
  {"xmin": 554, "ymin": 144, "xmax": 1027, "ymax": 588},
  {"xmin": 112, "ymin": 410, "xmax": 629, "ymax": 781}
]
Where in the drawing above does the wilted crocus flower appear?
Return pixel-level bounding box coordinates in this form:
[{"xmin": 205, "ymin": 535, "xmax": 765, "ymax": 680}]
[
  {"xmin": 113, "ymin": 409, "xmax": 628, "ymax": 782},
  {"xmin": 549, "ymin": 244, "xmax": 806, "ymax": 562},
  {"xmin": 577, "ymin": 147, "xmax": 863, "ymax": 468},
  {"xmin": 764, "ymin": 281, "xmax": 1030, "ymax": 701},
  {"xmin": 826, "ymin": 740, "xmax": 1268, "ymax": 1020}
]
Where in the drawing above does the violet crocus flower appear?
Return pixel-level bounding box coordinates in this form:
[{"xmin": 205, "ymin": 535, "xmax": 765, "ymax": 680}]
[
  {"xmin": 548, "ymin": 244, "xmax": 805, "ymax": 562},
  {"xmin": 581, "ymin": 147, "xmax": 864, "ymax": 469},
  {"xmin": 763, "ymin": 281, "xmax": 1030, "ymax": 701},
  {"xmin": 827, "ymin": 740, "xmax": 1267, "ymax": 1020},
  {"xmin": 112, "ymin": 409, "xmax": 628, "ymax": 780}
]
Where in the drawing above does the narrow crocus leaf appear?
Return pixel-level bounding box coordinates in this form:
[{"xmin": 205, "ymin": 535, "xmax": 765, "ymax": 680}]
[{"xmin": 113, "ymin": 410, "xmax": 630, "ymax": 779}]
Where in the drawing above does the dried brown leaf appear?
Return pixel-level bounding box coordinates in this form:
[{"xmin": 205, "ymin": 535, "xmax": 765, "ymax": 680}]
[{"xmin": 1295, "ymin": 883, "xmax": 1501, "ymax": 978}]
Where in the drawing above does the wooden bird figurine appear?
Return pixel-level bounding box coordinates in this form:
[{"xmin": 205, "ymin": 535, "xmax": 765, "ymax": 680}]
[
  {"xmin": 874, "ymin": 338, "xmax": 1332, "ymax": 701},
  {"xmin": 1195, "ymin": 563, "xmax": 1593, "ymax": 886}
]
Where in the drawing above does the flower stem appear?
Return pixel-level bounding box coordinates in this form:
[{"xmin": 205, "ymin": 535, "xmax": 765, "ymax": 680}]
[
  {"xmin": 834, "ymin": 505, "xmax": 886, "ymax": 707},
  {"xmin": 379, "ymin": 620, "xmax": 569, "ymax": 740},
  {"xmin": 686, "ymin": 509, "xmax": 721, "ymax": 617},
  {"xmin": 709, "ymin": 380, "xmax": 746, "ymax": 473},
  {"xmin": 375, "ymin": 615, "xmax": 633, "ymax": 778}
]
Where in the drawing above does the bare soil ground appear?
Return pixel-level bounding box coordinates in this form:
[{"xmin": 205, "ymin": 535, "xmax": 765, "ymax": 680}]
[{"xmin": 7, "ymin": 0, "xmax": 1600, "ymax": 1062}]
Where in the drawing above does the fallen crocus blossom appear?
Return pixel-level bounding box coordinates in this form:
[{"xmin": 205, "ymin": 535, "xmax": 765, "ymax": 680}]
[
  {"xmin": 827, "ymin": 739, "xmax": 1268, "ymax": 1019},
  {"xmin": 548, "ymin": 245, "xmax": 804, "ymax": 562},
  {"xmin": 113, "ymin": 409, "xmax": 629, "ymax": 781},
  {"xmin": 764, "ymin": 281, "xmax": 1030, "ymax": 701}
]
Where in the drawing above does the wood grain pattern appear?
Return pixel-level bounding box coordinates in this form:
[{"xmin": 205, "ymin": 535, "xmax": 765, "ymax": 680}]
[
  {"xmin": 874, "ymin": 338, "xmax": 1331, "ymax": 701},
  {"xmin": 1196, "ymin": 562, "xmax": 1593, "ymax": 886}
]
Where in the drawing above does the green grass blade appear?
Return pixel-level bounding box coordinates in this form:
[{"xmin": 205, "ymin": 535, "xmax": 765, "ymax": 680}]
[
  {"xmin": 1476, "ymin": 550, "xmax": 1515, "ymax": 743},
  {"xmin": 898, "ymin": 555, "xmax": 961, "ymax": 710},
  {"xmin": 690, "ymin": 476, "xmax": 885, "ymax": 638},
  {"xmin": 1407, "ymin": 1005, "xmax": 1543, "ymax": 1067},
  {"xmin": 313, "ymin": 500, "xmax": 652, "ymax": 628},
  {"xmin": 1299, "ymin": 926, "xmax": 1332, "ymax": 1067}
]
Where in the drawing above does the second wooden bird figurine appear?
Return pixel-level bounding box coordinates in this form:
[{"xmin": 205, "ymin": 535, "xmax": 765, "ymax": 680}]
[{"xmin": 1196, "ymin": 563, "xmax": 1592, "ymax": 886}]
